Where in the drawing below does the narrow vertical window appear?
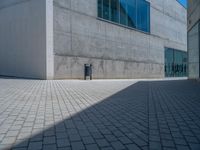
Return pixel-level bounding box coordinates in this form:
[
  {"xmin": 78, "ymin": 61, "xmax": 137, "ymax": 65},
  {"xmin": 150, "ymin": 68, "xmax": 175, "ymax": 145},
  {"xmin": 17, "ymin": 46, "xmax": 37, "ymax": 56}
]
[
  {"xmin": 127, "ymin": 0, "xmax": 136, "ymax": 28},
  {"xmin": 137, "ymin": 0, "xmax": 149, "ymax": 32},
  {"xmin": 111, "ymin": 0, "xmax": 119, "ymax": 23},
  {"xmin": 120, "ymin": 0, "xmax": 128, "ymax": 26},
  {"xmin": 98, "ymin": 0, "xmax": 103, "ymax": 18},
  {"xmin": 103, "ymin": 0, "xmax": 110, "ymax": 20}
]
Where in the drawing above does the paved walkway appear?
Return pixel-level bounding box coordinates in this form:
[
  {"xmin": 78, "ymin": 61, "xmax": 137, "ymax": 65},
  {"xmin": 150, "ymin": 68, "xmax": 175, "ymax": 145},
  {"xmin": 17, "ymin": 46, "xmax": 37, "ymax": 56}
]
[{"xmin": 0, "ymin": 78, "xmax": 200, "ymax": 150}]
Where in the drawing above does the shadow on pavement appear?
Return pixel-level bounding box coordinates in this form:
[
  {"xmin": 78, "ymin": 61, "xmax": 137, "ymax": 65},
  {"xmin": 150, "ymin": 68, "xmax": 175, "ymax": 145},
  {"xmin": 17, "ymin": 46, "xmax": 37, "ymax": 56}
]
[{"xmin": 8, "ymin": 80, "xmax": 200, "ymax": 150}]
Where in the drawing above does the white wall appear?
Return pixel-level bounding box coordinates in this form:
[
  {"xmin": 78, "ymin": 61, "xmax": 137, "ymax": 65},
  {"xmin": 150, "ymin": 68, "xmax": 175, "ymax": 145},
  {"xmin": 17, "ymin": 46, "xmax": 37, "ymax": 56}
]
[{"xmin": 0, "ymin": 0, "xmax": 53, "ymax": 79}]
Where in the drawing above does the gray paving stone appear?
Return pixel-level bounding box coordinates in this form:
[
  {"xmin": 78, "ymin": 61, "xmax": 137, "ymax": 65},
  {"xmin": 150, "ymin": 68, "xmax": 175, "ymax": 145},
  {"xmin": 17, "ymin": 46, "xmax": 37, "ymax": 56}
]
[
  {"xmin": 118, "ymin": 136, "xmax": 132, "ymax": 144},
  {"xmin": 43, "ymin": 136, "xmax": 56, "ymax": 145},
  {"xmin": 149, "ymin": 135, "xmax": 160, "ymax": 142},
  {"xmin": 176, "ymin": 145, "xmax": 191, "ymax": 150},
  {"xmin": 43, "ymin": 144, "xmax": 57, "ymax": 150},
  {"xmin": 162, "ymin": 140, "xmax": 175, "ymax": 148},
  {"xmin": 185, "ymin": 136, "xmax": 199, "ymax": 143},
  {"xmin": 125, "ymin": 144, "xmax": 140, "ymax": 150},
  {"xmin": 57, "ymin": 138, "xmax": 70, "ymax": 148},
  {"xmin": 149, "ymin": 141, "xmax": 162, "ymax": 150},
  {"xmin": 58, "ymin": 147, "xmax": 71, "ymax": 150},
  {"xmin": 1, "ymin": 136, "xmax": 16, "ymax": 144},
  {"xmin": 101, "ymin": 147, "xmax": 114, "ymax": 150},
  {"xmin": 69, "ymin": 134, "xmax": 81, "ymax": 142},
  {"xmin": 12, "ymin": 148, "xmax": 27, "ymax": 150},
  {"xmin": 96, "ymin": 139, "xmax": 110, "ymax": 147},
  {"xmin": 104, "ymin": 134, "xmax": 118, "ymax": 142},
  {"xmin": 85, "ymin": 144, "xmax": 100, "ymax": 150},
  {"xmin": 174, "ymin": 138, "xmax": 188, "ymax": 145},
  {"xmin": 13, "ymin": 140, "xmax": 29, "ymax": 148},
  {"xmin": 0, "ymin": 79, "xmax": 199, "ymax": 150},
  {"xmin": 71, "ymin": 141, "xmax": 85, "ymax": 150},
  {"xmin": 189, "ymin": 143, "xmax": 200, "ymax": 150},
  {"xmin": 6, "ymin": 131, "xmax": 19, "ymax": 137},
  {"xmin": 28, "ymin": 141, "xmax": 42, "ymax": 150},
  {"xmin": 111, "ymin": 141, "xmax": 126, "ymax": 150},
  {"xmin": 82, "ymin": 136, "xmax": 95, "ymax": 144}
]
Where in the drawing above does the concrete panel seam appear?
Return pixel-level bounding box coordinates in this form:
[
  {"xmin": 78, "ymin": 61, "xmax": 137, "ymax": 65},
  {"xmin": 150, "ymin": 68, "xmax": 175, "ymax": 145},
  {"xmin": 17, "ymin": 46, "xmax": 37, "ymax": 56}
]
[{"xmin": 54, "ymin": 54, "xmax": 164, "ymax": 65}]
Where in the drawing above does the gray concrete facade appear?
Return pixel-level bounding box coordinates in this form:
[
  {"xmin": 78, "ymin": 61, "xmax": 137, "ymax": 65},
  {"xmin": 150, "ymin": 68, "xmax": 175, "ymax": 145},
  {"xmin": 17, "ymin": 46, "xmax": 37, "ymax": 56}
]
[
  {"xmin": 0, "ymin": 0, "xmax": 187, "ymax": 79},
  {"xmin": 0, "ymin": 0, "xmax": 54, "ymax": 79},
  {"xmin": 188, "ymin": 0, "xmax": 200, "ymax": 79}
]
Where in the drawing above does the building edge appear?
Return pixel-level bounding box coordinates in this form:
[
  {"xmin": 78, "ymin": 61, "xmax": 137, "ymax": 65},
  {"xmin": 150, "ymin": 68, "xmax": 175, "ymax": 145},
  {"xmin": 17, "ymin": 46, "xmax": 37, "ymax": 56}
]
[{"xmin": 45, "ymin": 0, "xmax": 54, "ymax": 80}]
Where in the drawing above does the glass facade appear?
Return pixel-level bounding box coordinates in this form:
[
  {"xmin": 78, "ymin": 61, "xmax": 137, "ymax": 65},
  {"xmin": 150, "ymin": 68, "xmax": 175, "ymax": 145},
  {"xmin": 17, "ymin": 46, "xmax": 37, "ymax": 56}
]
[
  {"xmin": 165, "ymin": 48, "xmax": 188, "ymax": 77},
  {"xmin": 98, "ymin": 0, "xmax": 150, "ymax": 33}
]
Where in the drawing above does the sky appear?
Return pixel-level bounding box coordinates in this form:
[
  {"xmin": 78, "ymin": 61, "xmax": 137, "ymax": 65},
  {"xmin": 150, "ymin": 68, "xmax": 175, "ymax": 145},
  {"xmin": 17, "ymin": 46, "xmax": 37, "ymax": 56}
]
[{"xmin": 178, "ymin": 0, "xmax": 187, "ymax": 8}]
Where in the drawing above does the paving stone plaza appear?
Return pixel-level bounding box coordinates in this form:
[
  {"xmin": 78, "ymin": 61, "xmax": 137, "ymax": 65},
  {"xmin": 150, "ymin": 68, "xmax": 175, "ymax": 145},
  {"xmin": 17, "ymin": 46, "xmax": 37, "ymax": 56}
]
[{"xmin": 0, "ymin": 78, "xmax": 200, "ymax": 150}]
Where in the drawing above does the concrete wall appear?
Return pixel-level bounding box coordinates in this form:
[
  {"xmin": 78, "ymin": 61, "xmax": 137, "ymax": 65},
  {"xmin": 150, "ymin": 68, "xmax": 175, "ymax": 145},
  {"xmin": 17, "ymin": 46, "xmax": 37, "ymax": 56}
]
[
  {"xmin": 0, "ymin": 0, "xmax": 54, "ymax": 79},
  {"xmin": 52, "ymin": 0, "xmax": 187, "ymax": 79},
  {"xmin": 188, "ymin": 0, "xmax": 200, "ymax": 31},
  {"xmin": 188, "ymin": 0, "xmax": 200, "ymax": 79},
  {"xmin": 150, "ymin": 0, "xmax": 187, "ymax": 51},
  {"xmin": 188, "ymin": 22, "xmax": 199, "ymax": 79}
]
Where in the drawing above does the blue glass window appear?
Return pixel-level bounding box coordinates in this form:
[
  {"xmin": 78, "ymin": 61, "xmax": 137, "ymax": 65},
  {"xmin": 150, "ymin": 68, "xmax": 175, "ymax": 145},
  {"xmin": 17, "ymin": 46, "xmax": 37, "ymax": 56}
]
[
  {"xmin": 103, "ymin": 0, "xmax": 110, "ymax": 20},
  {"xmin": 127, "ymin": 0, "xmax": 136, "ymax": 28},
  {"xmin": 136, "ymin": 0, "xmax": 150, "ymax": 32},
  {"xmin": 165, "ymin": 48, "xmax": 188, "ymax": 77},
  {"xmin": 98, "ymin": 0, "xmax": 150, "ymax": 33},
  {"xmin": 98, "ymin": 0, "xmax": 103, "ymax": 18},
  {"xmin": 119, "ymin": 0, "xmax": 127, "ymax": 25},
  {"xmin": 111, "ymin": 0, "xmax": 120, "ymax": 23}
]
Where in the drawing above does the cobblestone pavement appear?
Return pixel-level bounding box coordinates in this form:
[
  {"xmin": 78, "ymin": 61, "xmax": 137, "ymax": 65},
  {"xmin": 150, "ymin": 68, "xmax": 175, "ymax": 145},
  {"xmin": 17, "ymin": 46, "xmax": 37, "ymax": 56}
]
[{"xmin": 0, "ymin": 78, "xmax": 200, "ymax": 150}]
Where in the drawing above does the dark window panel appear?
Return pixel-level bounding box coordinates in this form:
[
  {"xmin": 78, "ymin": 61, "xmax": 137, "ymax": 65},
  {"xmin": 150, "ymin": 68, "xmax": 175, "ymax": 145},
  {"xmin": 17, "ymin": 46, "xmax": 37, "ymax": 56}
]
[
  {"xmin": 136, "ymin": 0, "xmax": 149, "ymax": 32},
  {"xmin": 97, "ymin": 0, "xmax": 150, "ymax": 33},
  {"xmin": 127, "ymin": 0, "xmax": 136, "ymax": 28},
  {"xmin": 103, "ymin": 0, "xmax": 110, "ymax": 20},
  {"xmin": 119, "ymin": 0, "xmax": 128, "ymax": 26},
  {"xmin": 165, "ymin": 48, "xmax": 174, "ymax": 77},
  {"xmin": 98, "ymin": 0, "xmax": 103, "ymax": 18},
  {"xmin": 165, "ymin": 48, "xmax": 188, "ymax": 77},
  {"xmin": 111, "ymin": 0, "xmax": 120, "ymax": 23}
]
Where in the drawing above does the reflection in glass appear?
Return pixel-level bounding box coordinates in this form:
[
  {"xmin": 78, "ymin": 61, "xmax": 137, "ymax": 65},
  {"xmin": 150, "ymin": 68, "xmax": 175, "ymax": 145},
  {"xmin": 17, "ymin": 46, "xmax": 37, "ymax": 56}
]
[
  {"xmin": 111, "ymin": 0, "xmax": 120, "ymax": 23},
  {"xmin": 165, "ymin": 48, "xmax": 188, "ymax": 77},
  {"xmin": 103, "ymin": 0, "xmax": 110, "ymax": 20},
  {"xmin": 137, "ymin": 0, "xmax": 150, "ymax": 32},
  {"xmin": 127, "ymin": 0, "xmax": 136, "ymax": 28},
  {"xmin": 98, "ymin": 0, "xmax": 103, "ymax": 18},
  {"xmin": 120, "ymin": 0, "xmax": 127, "ymax": 25},
  {"xmin": 98, "ymin": 0, "xmax": 150, "ymax": 33}
]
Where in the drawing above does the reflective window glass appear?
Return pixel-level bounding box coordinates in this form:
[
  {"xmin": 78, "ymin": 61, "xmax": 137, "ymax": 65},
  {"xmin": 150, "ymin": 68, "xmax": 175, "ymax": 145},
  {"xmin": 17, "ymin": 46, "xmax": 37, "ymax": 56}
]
[
  {"xmin": 182, "ymin": 53, "xmax": 187, "ymax": 76},
  {"xmin": 165, "ymin": 48, "xmax": 188, "ymax": 77},
  {"xmin": 98, "ymin": 0, "xmax": 103, "ymax": 18},
  {"xmin": 165, "ymin": 48, "xmax": 174, "ymax": 77},
  {"xmin": 97, "ymin": 0, "xmax": 150, "ymax": 33},
  {"xmin": 174, "ymin": 51, "xmax": 183, "ymax": 77},
  {"xmin": 127, "ymin": 0, "xmax": 136, "ymax": 28},
  {"xmin": 111, "ymin": 0, "xmax": 119, "ymax": 23},
  {"xmin": 137, "ymin": 0, "xmax": 150, "ymax": 32},
  {"xmin": 120, "ymin": 0, "xmax": 128, "ymax": 25},
  {"xmin": 103, "ymin": 0, "xmax": 110, "ymax": 20}
]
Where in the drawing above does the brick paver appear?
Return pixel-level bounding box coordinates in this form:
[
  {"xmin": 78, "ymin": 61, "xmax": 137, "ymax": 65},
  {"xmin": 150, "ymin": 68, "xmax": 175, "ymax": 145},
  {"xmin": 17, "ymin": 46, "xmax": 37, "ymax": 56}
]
[{"xmin": 0, "ymin": 78, "xmax": 200, "ymax": 150}]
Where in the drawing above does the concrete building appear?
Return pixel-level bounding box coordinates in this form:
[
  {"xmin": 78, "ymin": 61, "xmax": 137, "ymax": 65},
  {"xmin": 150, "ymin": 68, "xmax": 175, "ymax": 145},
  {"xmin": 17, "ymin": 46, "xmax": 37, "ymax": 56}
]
[
  {"xmin": 0, "ymin": 0, "xmax": 187, "ymax": 80},
  {"xmin": 188, "ymin": 0, "xmax": 200, "ymax": 79}
]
